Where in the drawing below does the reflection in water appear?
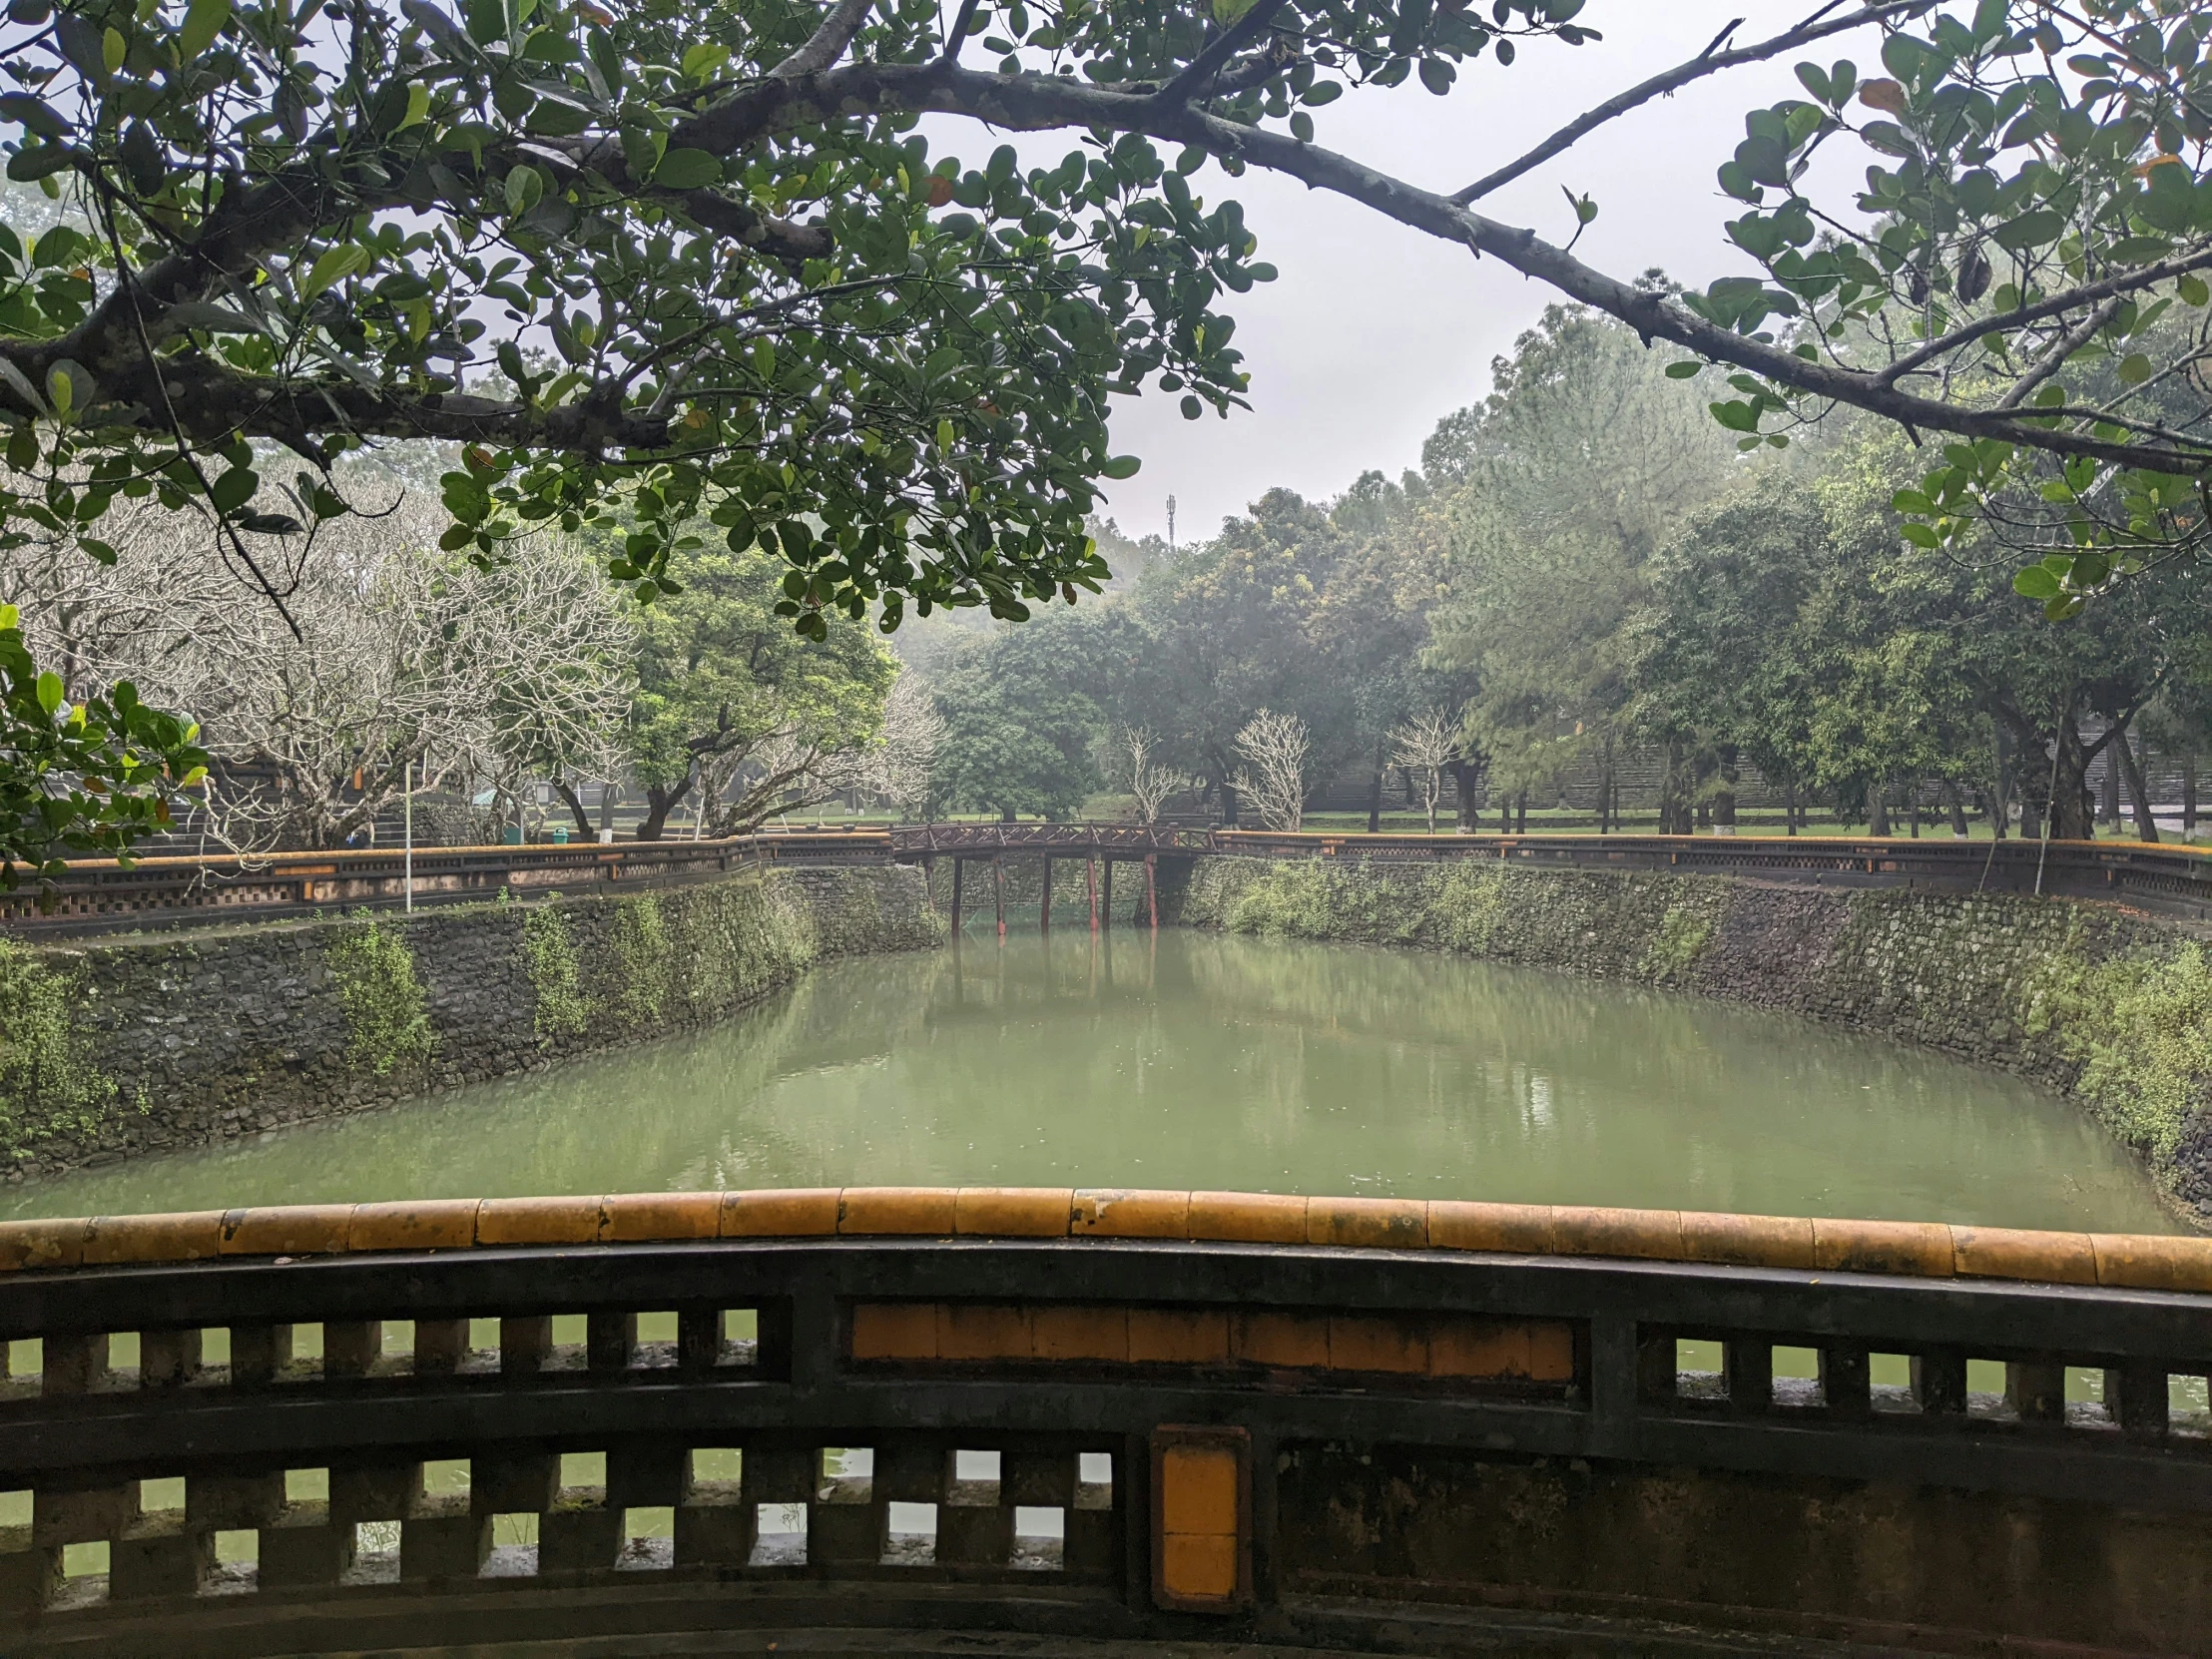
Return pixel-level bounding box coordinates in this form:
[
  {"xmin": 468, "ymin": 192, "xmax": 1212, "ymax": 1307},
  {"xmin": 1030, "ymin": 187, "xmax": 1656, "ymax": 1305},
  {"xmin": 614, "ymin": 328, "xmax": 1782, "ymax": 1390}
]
[{"xmin": 3, "ymin": 927, "xmax": 2180, "ymax": 1232}]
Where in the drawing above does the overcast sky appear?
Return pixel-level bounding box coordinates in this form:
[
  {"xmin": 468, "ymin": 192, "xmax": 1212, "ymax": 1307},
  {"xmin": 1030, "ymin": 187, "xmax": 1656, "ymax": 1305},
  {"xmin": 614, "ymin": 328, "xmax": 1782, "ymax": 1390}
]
[{"xmin": 984, "ymin": 1, "xmax": 1898, "ymax": 545}]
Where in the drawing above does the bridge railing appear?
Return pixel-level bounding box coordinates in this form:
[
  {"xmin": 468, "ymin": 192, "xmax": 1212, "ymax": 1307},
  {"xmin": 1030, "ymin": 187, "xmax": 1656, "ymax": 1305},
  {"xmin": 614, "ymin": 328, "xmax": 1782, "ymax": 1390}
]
[
  {"xmin": 885, "ymin": 822, "xmax": 1210, "ymax": 854},
  {"xmin": 1, "ymin": 1190, "xmax": 2210, "ymax": 1656}
]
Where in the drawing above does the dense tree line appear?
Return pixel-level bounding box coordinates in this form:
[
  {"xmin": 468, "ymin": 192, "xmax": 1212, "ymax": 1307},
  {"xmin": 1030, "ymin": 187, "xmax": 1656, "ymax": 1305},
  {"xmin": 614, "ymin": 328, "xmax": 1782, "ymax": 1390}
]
[{"xmin": 916, "ymin": 303, "xmax": 2212, "ymax": 842}]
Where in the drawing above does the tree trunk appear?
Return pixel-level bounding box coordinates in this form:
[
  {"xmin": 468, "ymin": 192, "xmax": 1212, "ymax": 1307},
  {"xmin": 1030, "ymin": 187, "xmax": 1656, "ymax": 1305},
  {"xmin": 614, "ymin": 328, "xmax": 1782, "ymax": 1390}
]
[
  {"xmin": 1000, "ymin": 804, "xmax": 1017, "ymax": 825},
  {"xmin": 597, "ymin": 782, "xmax": 619, "ymax": 837},
  {"xmin": 2050, "ymin": 718, "xmax": 2096, "ymax": 840},
  {"xmin": 2187, "ymin": 752, "xmax": 2199, "ymax": 840},
  {"xmin": 1218, "ymin": 778, "xmax": 1240, "ymax": 829},
  {"xmin": 1909, "ymin": 776, "xmax": 1921, "ymax": 837},
  {"xmin": 2100, "ymin": 736, "xmax": 2122, "ymax": 828},
  {"xmin": 1443, "ymin": 759, "xmax": 1480, "ymax": 831},
  {"xmin": 1658, "ymin": 740, "xmax": 1683, "ymax": 834},
  {"xmin": 1945, "ymin": 780, "xmax": 1968, "ymax": 837},
  {"xmin": 1868, "ymin": 781, "xmax": 1890, "ymax": 837},
  {"xmin": 1514, "ymin": 791, "xmax": 1527, "ymax": 833},
  {"xmin": 1783, "ymin": 777, "xmax": 1798, "ymax": 837},
  {"xmin": 2119, "ymin": 731, "xmax": 2159, "ymax": 842},
  {"xmin": 1366, "ymin": 765, "xmax": 1382, "ymax": 833},
  {"xmin": 1713, "ymin": 744, "xmax": 1738, "ymax": 835},
  {"xmin": 551, "ymin": 779, "xmax": 593, "ymax": 837},
  {"xmin": 636, "ymin": 778, "xmax": 691, "ymax": 841}
]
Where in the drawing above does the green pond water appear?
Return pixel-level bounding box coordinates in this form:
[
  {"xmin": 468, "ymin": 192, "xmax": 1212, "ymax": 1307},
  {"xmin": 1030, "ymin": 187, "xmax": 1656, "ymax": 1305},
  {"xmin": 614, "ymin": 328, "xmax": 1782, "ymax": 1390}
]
[{"xmin": 4, "ymin": 924, "xmax": 2181, "ymax": 1231}]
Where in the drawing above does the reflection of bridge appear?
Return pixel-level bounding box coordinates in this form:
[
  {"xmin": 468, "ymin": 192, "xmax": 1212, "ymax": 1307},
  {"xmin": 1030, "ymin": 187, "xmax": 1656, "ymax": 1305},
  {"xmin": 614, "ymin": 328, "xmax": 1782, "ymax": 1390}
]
[
  {"xmin": 886, "ymin": 823, "xmax": 1208, "ymax": 936},
  {"xmin": 3, "ymin": 1190, "xmax": 2210, "ymax": 1654}
]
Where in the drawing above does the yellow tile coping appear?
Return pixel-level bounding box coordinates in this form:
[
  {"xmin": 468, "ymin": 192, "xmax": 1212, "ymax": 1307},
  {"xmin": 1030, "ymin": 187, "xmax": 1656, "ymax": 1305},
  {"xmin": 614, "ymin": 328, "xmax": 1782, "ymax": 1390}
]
[{"xmin": 0, "ymin": 1192, "xmax": 2199, "ymax": 1292}]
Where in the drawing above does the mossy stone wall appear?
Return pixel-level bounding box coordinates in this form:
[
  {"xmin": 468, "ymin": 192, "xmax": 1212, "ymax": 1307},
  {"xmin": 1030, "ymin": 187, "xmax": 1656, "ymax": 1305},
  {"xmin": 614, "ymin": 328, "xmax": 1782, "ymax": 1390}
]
[
  {"xmin": 1183, "ymin": 853, "xmax": 2212, "ymax": 1224},
  {"xmin": 5, "ymin": 865, "xmax": 940, "ymax": 1183}
]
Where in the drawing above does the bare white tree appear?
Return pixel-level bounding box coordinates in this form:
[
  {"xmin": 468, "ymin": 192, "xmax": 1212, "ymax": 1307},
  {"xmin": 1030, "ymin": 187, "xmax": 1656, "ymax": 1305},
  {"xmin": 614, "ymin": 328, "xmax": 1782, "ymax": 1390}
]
[
  {"xmin": 1121, "ymin": 726, "xmax": 1194, "ymax": 825},
  {"xmin": 862, "ymin": 673, "xmax": 946, "ymax": 821},
  {"xmin": 695, "ymin": 730, "xmax": 873, "ymax": 836},
  {"xmin": 3, "ymin": 488, "xmax": 635, "ymax": 849},
  {"xmin": 1387, "ymin": 707, "xmax": 1459, "ymax": 834},
  {"xmin": 1232, "ymin": 709, "xmax": 1311, "ymax": 832}
]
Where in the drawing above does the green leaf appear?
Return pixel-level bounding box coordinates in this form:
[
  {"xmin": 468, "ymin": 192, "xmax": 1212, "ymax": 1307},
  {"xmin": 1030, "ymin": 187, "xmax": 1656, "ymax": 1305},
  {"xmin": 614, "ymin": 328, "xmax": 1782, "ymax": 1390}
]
[
  {"xmin": 2182, "ymin": 274, "xmax": 2210, "ymax": 308},
  {"xmin": 298, "ymin": 243, "xmax": 368, "ymax": 299},
  {"xmin": 179, "ymin": 0, "xmax": 229, "ymax": 60},
  {"xmin": 1099, "ymin": 455, "xmax": 1141, "ymax": 478},
  {"xmin": 0, "ymin": 94, "xmax": 65, "ymax": 140},
  {"xmin": 1211, "ymin": 0, "xmax": 1256, "ymax": 21},
  {"xmin": 1664, "ymin": 361, "xmax": 1703, "ymax": 379},
  {"xmin": 34, "ymin": 670, "xmax": 61, "ymax": 714},
  {"xmin": 2119, "ymin": 353, "xmax": 2153, "ymax": 385},
  {"xmin": 209, "ymin": 466, "xmax": 258, "ymax": 512},
  {"xmin": 1898, "ymin": 522, "xmax": 1939, "ymax": 548},
  {"xmin": 400, "ymin": 83, "xmax": 431, "ymax": 130},
  {"xmin": 653, "ymin": 148, "xmax": 722, "ymax": 190},
  {"xmin": 1890, "ymin": 488, "xmax": 1936, "ymax": 513},
  {"xmin": 503, "ymin": 165, "xmax": 543, "ymax": 215},
  {"xmin": 1991, "ymin": 209, "xmax": 2065, "ymax": 252},
  {"xmin": 101, "ymin": 25, "xmax": 124, "ymax": 74}
]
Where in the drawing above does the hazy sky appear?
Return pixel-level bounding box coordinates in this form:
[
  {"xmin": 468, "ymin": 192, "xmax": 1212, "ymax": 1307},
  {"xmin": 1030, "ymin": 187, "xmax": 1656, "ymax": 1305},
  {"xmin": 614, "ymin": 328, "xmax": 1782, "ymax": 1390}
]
[{"xmin": 996, "ymin": 1, "xmax": 1899, "ymax": 544}]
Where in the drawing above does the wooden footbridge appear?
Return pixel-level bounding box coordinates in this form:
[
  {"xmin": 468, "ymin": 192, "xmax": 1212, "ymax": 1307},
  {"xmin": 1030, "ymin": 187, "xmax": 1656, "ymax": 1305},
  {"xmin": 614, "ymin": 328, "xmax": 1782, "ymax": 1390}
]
[{"xmin": 885, "ymin": 823, "xmax": 1207, "ymax": 936}]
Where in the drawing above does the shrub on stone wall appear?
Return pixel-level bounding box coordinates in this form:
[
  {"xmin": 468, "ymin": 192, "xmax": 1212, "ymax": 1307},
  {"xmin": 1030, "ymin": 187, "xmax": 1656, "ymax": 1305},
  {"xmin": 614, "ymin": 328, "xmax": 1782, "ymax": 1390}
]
[
  {"xmin": 521, "ymin": 903, "xmax": 590, "ymax": 1043},
  {"xmin": 326, "ymin": 913, "xmax": 436, "ymax": 1076},
  {"xmin": 2026, "ymin": 935, "xmax": 2212, "ymax": 1168},
  {"xmin": 0, "ymin": 938, "xmax": 116, "ymax": 1151}
]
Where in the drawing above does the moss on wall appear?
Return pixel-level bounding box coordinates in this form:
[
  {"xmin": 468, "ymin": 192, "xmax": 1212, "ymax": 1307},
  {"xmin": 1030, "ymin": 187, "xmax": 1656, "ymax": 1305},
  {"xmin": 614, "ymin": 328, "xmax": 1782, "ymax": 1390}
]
[
  {"xmin": 521, "ymin": 903, "xmax": 589, "ymax": 1043},
  {"xmin": 325, "ymin": 913, "xmax": 436, "ymax": 1077},
  {"xmin": 2023, "ymin": 930, "xmax": 2212, "ymax": 1171},
  {"xmin": 1184, "ymin": 851, "xmax": 2212, "ymax": 1225},
  {"xmin": 611, "ymin": 894, "xmax": 673, "ymax": 1027},
  {"xmin": 3, "ymin": 864, "xmax": 939, "ymax": 1184},
  {"xmin": 0, "ymin": 938, "xmax": 117, "ymax": 1153}
]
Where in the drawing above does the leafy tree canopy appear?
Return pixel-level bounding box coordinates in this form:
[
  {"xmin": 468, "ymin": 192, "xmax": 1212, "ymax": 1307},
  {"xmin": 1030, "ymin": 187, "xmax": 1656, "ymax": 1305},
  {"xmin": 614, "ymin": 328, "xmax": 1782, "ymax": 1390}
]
[
  {"xmin": 623, "ymin": 541, "xmax": 893, "ymax": 835},
  {"xmin": 930, "ymin": 612, "xmax": 1101, "ymax": 818},
  {"xmin": 5, "ymin": 0, "xmax": 2208, "ymax": 636},
  {"xmin": 0, "ymin": 600, "xmax": 206, "ymax": 881}
]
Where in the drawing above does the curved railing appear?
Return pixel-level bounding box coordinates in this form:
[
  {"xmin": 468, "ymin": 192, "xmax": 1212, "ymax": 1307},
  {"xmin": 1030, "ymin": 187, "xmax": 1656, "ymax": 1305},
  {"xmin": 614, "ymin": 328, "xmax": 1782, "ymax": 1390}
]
[
  {"xmin": 3, "ymin": 1189, "xmax": 2211, "ymax": 1656},
  {"xmin": 0, "ymin": 828, "xmax": 894, "ymax": 934}
]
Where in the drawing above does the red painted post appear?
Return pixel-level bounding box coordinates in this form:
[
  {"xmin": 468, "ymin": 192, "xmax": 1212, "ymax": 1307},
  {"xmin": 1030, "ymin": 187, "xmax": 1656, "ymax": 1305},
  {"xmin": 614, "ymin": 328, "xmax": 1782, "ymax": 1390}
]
[
  {"xmin": 1087, "ymin": 856, "xmax": 1099, "ymax": 931},
  {"xmin": 994, "ymin": 857, "xmax": 1006, "ymax": 939},
  {"xmin": 950, "ymin": 858, "xmax": 963, "ymax": 935},
  {"xmin": 1145, "ymin": 853, "xmax": 1159, "ymax": 933},
  {"xmin": 1041, "ymin": 855, "xmax": 1052, "ymax": 932}
]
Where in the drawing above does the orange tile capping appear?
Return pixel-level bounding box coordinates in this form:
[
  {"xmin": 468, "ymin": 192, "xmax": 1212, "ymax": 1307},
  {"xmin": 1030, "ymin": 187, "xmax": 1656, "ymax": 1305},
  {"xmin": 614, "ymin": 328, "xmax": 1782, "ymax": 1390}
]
[{"xmin": 0, "ymin": 1191, "xmax": 2205, "ymax": 1293}]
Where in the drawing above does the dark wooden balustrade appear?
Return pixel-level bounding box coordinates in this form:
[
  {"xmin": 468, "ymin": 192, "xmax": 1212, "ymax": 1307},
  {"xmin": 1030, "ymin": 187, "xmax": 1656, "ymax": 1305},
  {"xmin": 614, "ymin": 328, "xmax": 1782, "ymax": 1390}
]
[{"xmin": 0, "ymin": 1192, "xmax": 2208, "ymax": 1655}]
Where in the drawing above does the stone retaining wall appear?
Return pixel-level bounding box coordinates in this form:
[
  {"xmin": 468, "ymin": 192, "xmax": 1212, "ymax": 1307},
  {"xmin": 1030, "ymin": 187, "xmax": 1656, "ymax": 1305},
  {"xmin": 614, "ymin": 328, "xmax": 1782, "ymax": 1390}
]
[
  {"xmin": 1182, "ymin": 854, "xmax": 2212, "ymax": 1227},
  {"xmin": 0, "ymin": 866, "xmax": 940, "ymax": 1183}
]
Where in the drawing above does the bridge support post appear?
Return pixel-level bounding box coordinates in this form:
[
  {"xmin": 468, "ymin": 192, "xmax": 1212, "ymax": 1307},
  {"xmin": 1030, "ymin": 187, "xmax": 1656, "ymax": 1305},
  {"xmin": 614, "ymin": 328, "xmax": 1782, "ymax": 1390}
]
[
  {"xmin": 994, "ymin": 857, "xmax": 1005, "ymax": 939},
  {"xmin": 1041, "ymin": 856, "xmax": 1051, "ymax": 932},
  {"xmin": 950, "ymin": 858, "xmax": 963, "ymax": 936},
  {"xmin": 1145, "ymin": 853, "xmax": 1158, "ymax": 932},
  {"xmin": 1087, "ymin": 856, "xmax": 1098, "ymax": 931},
  {"xmin": 1103, "ymin": 857, "xmax": 1114, "ymax": 925}
]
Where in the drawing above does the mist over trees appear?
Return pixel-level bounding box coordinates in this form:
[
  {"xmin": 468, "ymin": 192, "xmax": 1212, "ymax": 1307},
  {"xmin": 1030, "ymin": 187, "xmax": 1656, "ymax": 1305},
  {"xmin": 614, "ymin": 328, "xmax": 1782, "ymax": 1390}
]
[{"xmin": 908, "ymin": 301, "xmax": 2212, "ymax": 842}]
